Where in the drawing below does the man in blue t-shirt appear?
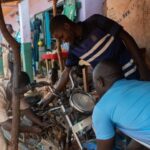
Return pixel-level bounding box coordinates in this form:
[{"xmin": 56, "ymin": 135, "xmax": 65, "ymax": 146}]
[
  {"xmin": 92, "ymin": 60, "xmax": 150, "ymax": 150},
  {"xmin": 41, "ymin": 14, "xmax": 150, "ymax": 107}
]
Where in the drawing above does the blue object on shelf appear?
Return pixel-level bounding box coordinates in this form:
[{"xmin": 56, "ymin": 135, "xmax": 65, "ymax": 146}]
[{"xmin": 83, "ymin": 139, "xmax": 97, "ymax": 150}]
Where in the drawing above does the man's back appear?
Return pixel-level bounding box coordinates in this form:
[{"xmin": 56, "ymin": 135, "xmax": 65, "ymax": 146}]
[
  {"xmin": 66, "ymin": 15, "xmax": 140, "ymax": 79},
  {"xmin": 93, "ymin": 79, "xmax": 150, "ymax": 145}
]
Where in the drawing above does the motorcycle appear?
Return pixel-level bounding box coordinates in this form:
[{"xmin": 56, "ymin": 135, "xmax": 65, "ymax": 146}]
[
  {"xmin": 40, "ymin": 69, "xmax": 96, "ymax": 150},
  {"xmin": 24, "ymin": 67, "xmax": 96, "ymax": 150},
  {"xmin": 23, "ymin": 67, "xmax": 128, "ymax": 150}
]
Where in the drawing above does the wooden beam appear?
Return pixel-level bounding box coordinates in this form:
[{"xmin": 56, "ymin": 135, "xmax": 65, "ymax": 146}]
[
  {"xmin": 56, "ymin": 40, "xmax": 64, "ymax": 71},
  {"xmin": 52, "ymin": 0, "xmax": 64, "ymax": 72},
  {"xmin": 0, "ymin": 1, "xmax": 21, "ymax": 150},
  {"xmin": 82, "ymin": 66, "xmax": 89, "ymax": 92},
  {"xmin": 52, "ymin": 0, "xmax": 57, "ymax": 17},
  {"xmin": 1, "ymin": 0, "xmax": 19, "ymax": 3}
]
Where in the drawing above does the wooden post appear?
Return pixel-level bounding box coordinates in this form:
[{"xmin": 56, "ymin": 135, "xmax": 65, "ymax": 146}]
[
  {"xmin": 52, "ymin": 0, "xmax": 64, "ymax": 72},
  {"xmin": 52, "ymin": 0, "xmax": 57, "ymax": 17},
  {"xmin": 82, "ymin": 66, "xmax": 89, "ymax": 92},
  {"xmin": 56, "ymin": 40, "xmax": 64, "ymax": 71},
  {"xmin": 0, "ymin": 1, "xmax": 21, "ymax": 150}
]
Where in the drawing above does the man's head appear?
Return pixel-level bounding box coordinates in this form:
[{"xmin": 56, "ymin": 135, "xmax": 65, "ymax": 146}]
[
  {"xmin": 7, "ymin": 72, "xmax": 30, "ymax": 99},
  {"xmin": 93, "ymin": 60, "xmax": 123, "ymax": 96},
  {"xmin": 18, "ymin": 71, "xmax": 30, "ymax": 88},
  {"xmin": 51, "ymin": 15, "xmax": 78, "ymax": 43},
  {"xmin": 6, "ymin": 24, "xmax": 14, "ymax": 34}
]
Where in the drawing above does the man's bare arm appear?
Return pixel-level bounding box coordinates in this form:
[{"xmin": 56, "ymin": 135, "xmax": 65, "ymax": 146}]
[
  {"xmin": 97, "ymin": 137, "xmax": 114, "ymax": 150},
  {"xmin": 41, "ymin": 66, "xmax": 71, "ymax": 107},
  {"xmin": 22, "ymin": 108, "xmax": 48, "ymax": 127},
  {"xmin": 1, "ymin": 120, "xmax": 41, "ymax": 133},
  {"xmin": 119, "ymin": 30, "xmax": 150, "ymax": 81}
]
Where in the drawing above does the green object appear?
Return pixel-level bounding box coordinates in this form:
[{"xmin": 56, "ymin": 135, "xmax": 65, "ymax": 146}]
[
  {"xmin": 15, "ymin": 31, "xmax": 21, "ymax": 43},
  {"xmin": 44, "ymin": 11, "xmax": 51, "ymax": 49},
  {"xmin": 76, "ymin": 1, "xmax": 81, "ymax": 9},
  {"xmin": 62, "ymin": 0, "xmax": 77, "ymax": 21},
  {"xmin": 21, "ymin": 42, "xmax": 33, "ymax": 81}
]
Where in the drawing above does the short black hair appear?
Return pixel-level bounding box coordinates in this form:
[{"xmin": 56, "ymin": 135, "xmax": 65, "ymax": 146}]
[
  {"xmin": 93, "ymin": 60, "xmax": 123, "ymax": 82},
  {"xmin": 50, "ymin": 15, "xmax": 73, "ymax": 35},
  {"xmin": 10, "ymin": 71, "xmax": 30, "ymax": 88},
  {"xmin": 19, "ymin": 71, "xmax": 30, "ymax": 88}
]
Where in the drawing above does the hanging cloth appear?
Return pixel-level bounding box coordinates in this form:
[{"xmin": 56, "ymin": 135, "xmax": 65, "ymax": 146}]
[
  {"xmin": 62, "ymin": 0, "xmax": 77, "ymax": 21},
  {"xmin": 15, "ymin": 30, "xmax": 21, "ymax": 43}
]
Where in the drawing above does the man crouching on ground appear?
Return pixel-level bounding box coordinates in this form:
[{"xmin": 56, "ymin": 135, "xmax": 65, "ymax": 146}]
[
  {"xmin": 0, "ymin": 71, "xmax": 48, "ymax": 150},
  {"xmin": 92, "ymin": 60, "xmax": 150, "ymax": 150}
]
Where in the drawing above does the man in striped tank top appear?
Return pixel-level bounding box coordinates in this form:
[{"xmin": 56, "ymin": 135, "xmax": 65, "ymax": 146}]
[{"xmin": 41, "ymin": 14, "xmax": 150, "ymax": 106}]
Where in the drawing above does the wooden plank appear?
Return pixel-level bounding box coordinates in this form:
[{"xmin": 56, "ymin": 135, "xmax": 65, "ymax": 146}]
[
  {"xmin": 1, "ymin": 0, "xmax": 19, "ymax": 3},
  {"xmin": 82, "ymin": 66, "xmax": 89, "ymax": 92},
  {"xmin": 0, "ymin": 2, "xmax": 21, "ymax": 150}
]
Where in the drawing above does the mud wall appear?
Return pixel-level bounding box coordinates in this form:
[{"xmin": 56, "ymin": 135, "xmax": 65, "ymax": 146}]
[{"xmin": 105, "ymin": 0, "xmax": 150, "ymax": 66}]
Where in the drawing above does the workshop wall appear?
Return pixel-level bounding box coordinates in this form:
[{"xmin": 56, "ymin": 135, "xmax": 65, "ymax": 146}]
[
  {"xmin": 105, "ymin": 0, "xmax": 150, "ymax": 66},
  {"xmin": 77, "ymin": 0, "xmax": 105, "ymax": 21},
  {"xmin": 4, "ymin": 0, "xmax": 63, "ymax": 31}
]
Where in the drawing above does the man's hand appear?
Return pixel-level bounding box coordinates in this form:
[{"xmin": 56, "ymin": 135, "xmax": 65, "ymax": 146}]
[
  {"xmin": 38, "ymin": 98, "xmax": 51, "ymax": 109},
  {"xmin": 35, "ymin": 81, "xmax": 50, "ymax": 88},
  {"xmin": 15, "ymin": 81, "xmax": 50, "ymax": 94},
  {"xmin": 38, "ymin": 91, "xmax": 56, "ymax": 109},
  {"xmin": 29, "ymin": 81, "xmax": 50, "ymax": 89},
  {"xmin": 91, "ymin": 91, "xmax": 99, "ymax": 101}
]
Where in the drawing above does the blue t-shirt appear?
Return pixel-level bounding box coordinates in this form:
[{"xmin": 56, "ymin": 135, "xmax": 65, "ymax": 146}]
[
  {"xmin": 92, "ymin": 79, "xmax": 150, "ymax": 146},
  {"xmin": 65, "ymin": 15, "xmax": 140, "ymax": 80}
]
